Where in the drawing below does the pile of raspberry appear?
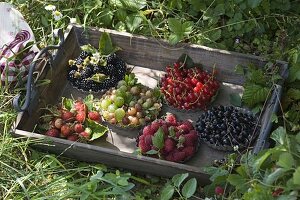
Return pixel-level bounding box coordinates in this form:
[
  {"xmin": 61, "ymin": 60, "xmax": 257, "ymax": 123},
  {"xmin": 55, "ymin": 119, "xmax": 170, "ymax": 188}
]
[{"xmin": 137, "ymin": 113, "xmax": 199, "ymax": 163}]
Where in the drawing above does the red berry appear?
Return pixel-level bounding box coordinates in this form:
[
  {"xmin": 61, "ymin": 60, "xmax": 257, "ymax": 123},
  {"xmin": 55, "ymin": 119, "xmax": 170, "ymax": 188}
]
[
  {"xmin": 143, "ymin": 125, "xmax": 155, "ymax": 136},
  {"xmin": 182, "ymin": 121, "xmax": 194, "ymax": 131},
  {"xmin": 272, "ymin": 188, "xmax": 284, "ymax": 197},
  {"xmin": 61, "ymin": 110, "xmax": 74, "ymax": 122},
  {"xmin": 54, "ymin": 118, "xmax": 64, "ymax": 129},
  {"xmin": 182, "ymin": 146, "xmax": 195, "ymax": 157},
  {"xmin": 61, "ymin": 124, "xmax": 72, "ymax": 137},
  {"xmin": 163, "ymin": 138, "xmax": 176, "ymax": 153},
  {"xmin": 79, "ymin": 131, "xmax": 91, "ymax": 140},
  {"xmin": 144, "ymin": 135, "xmax": 153, "ymax": 146},
  {"xmin": 139, "ymin": 138, "xmax": 151, "ymax": 153},
  {"xmin": 74, "ymin": 100, "xmax": 86, "ymax": 112},
  {"xmin": 172, "ymin": 150, "xmax": 186, "ymax": 162},
  {"xmin": 150, "ymin": 122, "xmax": 160, "ymax": 133},
  {"xmin": 88, "ymin": 111, "xmax": 101, "ymax": 122},
  {"xmin": 74, "ymin": 123, "xmax": 84, "ymax": 133},
  {"xmin": 183, "ymin": 131, "xmax": 198, "ymax": 147},
  {"xmin": 165, "ymin": 113, "xmax": 177, "ymax": 125},
  {"xmin": 45, "ymin": 129, "xmax": 59, "ymax": 137},
  {"xmin": 67, "ymin": 134, "xmax": 79, "ymax": 141},
  {"xmin": 76, "ymin": 111, "xmax": 86, "ymax": 123},
  {"xmin": 215, "ymin": 186, "xmax": 224, "ymax": 195}
]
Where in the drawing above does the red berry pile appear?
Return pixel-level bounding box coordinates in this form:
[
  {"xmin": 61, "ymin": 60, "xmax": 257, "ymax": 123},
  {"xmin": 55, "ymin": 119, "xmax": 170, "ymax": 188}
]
[
  {"xmin": 39, "ymin": 96, "xmax": 108, "ymax": 142},
  {"xmin": 160, "ymin": 62, "xmax": 220, "ymax": 110},
  {"xmin": 137, "ymin": 113, "xmax": 199, "ymax": 163}
]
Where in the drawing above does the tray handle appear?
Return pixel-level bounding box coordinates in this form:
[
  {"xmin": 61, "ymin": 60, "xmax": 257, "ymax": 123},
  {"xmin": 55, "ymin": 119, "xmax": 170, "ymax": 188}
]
[
  {"xmin": 13, "ymin": 29, "xmax": 64, "ymax": 112},
  {"xmin": 252, "ymin": 84, "xmax": 283, "ymax": 154}
]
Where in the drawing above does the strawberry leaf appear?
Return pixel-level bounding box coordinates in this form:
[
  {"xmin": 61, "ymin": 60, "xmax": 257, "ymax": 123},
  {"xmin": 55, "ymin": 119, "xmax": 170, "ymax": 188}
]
[
  {"xmin": 61, "ymin": 97, "xmax": 73, "ymax": 111},
  {"xmin": 177, "ymin": 53, "xmax": 194, "ymax": 69},
  {"xmin": 85, "ymin": 119, "xmax": 108, "ymax": 141},
  {"xmin": 99, "ymin": 32, "xmax": 119, "ymax": 56},
  {"xmin": 152, "ymin": 127, "xmax": 165, "ymax": 149}
]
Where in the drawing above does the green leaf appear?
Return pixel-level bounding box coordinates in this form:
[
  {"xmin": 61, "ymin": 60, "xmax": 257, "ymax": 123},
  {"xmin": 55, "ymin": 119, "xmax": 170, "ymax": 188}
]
[
  {"xmin": 209, "ymin": 29, "xmax": 221, "ymax": 41},
  {"xmin": 214, "ymin": 4, "xmax": 225, "ymax": 16},
  {"xmin": 182, "ymin": 178, "xmax": 197, "ymax": 198},
  {"xmin": 296, "ymin": 132, "xmax": 300, "ymax": 144},
  {"xmin": 120, "ymin": 0, "xmax": 147, "ymax": 11},
  {"xmin": 253, "ymin": 150, "xmax": 272, "ymax": 172},
  {"xmin": 271, "ymin": 113, "xmax": 278, "ymax": 123},
  {"xmin": 90, "ymin": 171, "xmax": 104, "ymax": 181},
  {"xmin": 169, "ymin": 33, "xmax": 183, "ymax": 45},
  {"xmin": 203, "ymin": 166, "xmax": 229, "ymax": 181},
  {"xmin": 230, "ymin": 93, "xmax": 242, "ymax": 107},
  {"xmin": 99, "ymin": 32, "xmax": 115, "ymax": 56},
  {"xmin": 242, "ymin": 84, "xmax": 269, "ymax": 107},
  {"xmin": 189, "ymin": 0, "xmax": 206, "ymax": 11},
  {"xmin": 99, "ymin": 8, "xmax": 113, "ymax": 26},
  {"xmin": 62, "ymin": 97, "xmax": 73, "ymax": 111},
  {"xmin": 86, "ymin": 119, "xmax": 108, "ymax": 141},
  {"xmin": 270, "ymin": 127, "xmax": 286, "ymax": 145},
  {"xmin": 248, "ymin": 0, "xmax": 262, "ymax": 8},
  {"xmin": 146, "ymin": 149, "xmax": 158, "ymax": 155},
  {"xmin": 171, "ymin": 173, "xmax": 188, "ymax": 188},
  {"xmin": 293, "ymin": 167, "xmax": 300, "ymax": 185},
  {"xmin": 84, "ymin": 94, "xmax": 94, "ymax": 111},
  {"xmin": 287, "ymin": 89, "xmax": 300, "ymax": 100},
  {"xmin": 125, "ymin": 14, "xmax": 143, "ymax": 32},
  {"xmin": 277, "ymin": 152, "xmax": 294, "ymax": 169},
  {"xmin": 160, "ymin": 183, "xmax": 174, "ymax": 200},
  {"xmin": 227, "ymin": 174, "xmax": 246, "ymax": 188},
  {"xmin": 264, "ymin": 168, "xmax": 287, "ymax": 185},
  {"xmin": 177, "ymin": 53, "xmax": 194, "ymax": 69},
  {"xmin": 152, "ymin": 127, "xmax": 164, "ymax": 149},
  {"xmin": 168, "ymin": 18, "xmax": 193, "ymax": 36},
  {"xmin": 235, "ymin": 64, "xmax": 246, "ymax": 75}
]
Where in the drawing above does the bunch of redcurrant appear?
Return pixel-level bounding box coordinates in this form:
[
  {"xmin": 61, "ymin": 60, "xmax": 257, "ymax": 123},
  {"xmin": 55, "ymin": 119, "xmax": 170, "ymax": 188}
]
[{"xmin": 160, "ymin": 62, "xmax": 220, "ymax": 110}]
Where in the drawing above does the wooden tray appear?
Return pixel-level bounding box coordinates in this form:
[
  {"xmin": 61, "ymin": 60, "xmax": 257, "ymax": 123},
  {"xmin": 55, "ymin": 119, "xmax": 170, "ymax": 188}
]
[{"xmin": 12, "ymin": 25, "xmax": 288, "ymax": 185}]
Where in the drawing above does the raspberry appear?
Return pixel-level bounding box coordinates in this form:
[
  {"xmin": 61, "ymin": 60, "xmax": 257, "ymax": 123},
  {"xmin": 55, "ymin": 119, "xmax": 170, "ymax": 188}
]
[
  {"xmin": 172, "ymin": 150, "xmax": 186, "ymax": 162},
  {"xmin": 182, "ymin": 146, "xmax": 195, "ymax": 157},
  {"xmin": 88, "ymin": 111, "xmax": 101, "ymax": 122},
  {"xmin": 139, "ymin": 138, "xmax": 151, "ymax": 153},
  {"xmin": 165, "ymin": 113, "xmax": 177, "ymax": 125},
  {"xmin": 67, "ymin": 134, "xmax": 79, "ymax": 141},
  {"xmin": 215, "ymin": 186, "xmax": 224, "ymax": 195},
  {"xmin": 150, "ymin": 122, "xmax": 160, "ymax": 133},
  {"xmin": 45, "ymin": 129, "xmax": 59, "ymax": 137},
  {"xmin": 74, "ymin": 123, "xmax": 84, "ymax": 133},
  {"xmin": 76, "ymin": 111, "xmax": 86, "ymax": 123},
  {"xmin": 183, "ymin": 132, "xmax": 198, "ymax": 147},
  {"xmin": 163, "ymin": 138, "xmax": 176, "ymax": 153},
  {"xmin": 144, "ymin": 135, "xmax": 152, "ymax": 146},
  {"xmin": 142, "ymin": 125, "xmax": 155, "ymax": 136},
  {"xmin": 61, "ymin": 110, "xmax": 74, "ymax": 122},
  {"xmin": 177, "ymin": 124, "xmax": 190, "ymax": 134}
]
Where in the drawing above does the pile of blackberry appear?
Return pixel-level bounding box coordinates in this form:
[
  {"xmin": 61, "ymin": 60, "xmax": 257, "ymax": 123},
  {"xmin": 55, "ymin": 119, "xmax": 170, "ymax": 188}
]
[
  {"xmin": 67, "ymin": 51, "xmax": 126, "ymax": 92},
  {"xmin": 195, "ymin": 105, "xmax": 259, "ymax": 151}
]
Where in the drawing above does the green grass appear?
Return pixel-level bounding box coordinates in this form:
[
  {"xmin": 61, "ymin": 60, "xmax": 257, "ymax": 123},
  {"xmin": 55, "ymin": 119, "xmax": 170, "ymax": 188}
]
[{"xmin": 1, "ymin": 0, "xmax": 300, "ymax": 199}]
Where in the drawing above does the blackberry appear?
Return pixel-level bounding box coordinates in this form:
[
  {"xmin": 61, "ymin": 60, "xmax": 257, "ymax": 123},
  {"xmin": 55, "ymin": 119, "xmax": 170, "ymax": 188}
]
[
  {"xmin": 80, "ymin": 66, "xmax": 93, "ymax": 79},
  {"xmin": 107, "ymin": 53, "xmax": 117, "ymax": 65},
  {"xmin": 195, "ymin": 105, "xmax": 259, "ymax": 151},
  {"xmin": 79, "ymin": 51, "xmax": 92, "ymax": 59},
  {"xmin": 94, "ymin": 65, "xmax": 109, "ymax": 75},
  {"xmin": 67, "ymin": 70, "xmax": 77, "ymax": 82}
]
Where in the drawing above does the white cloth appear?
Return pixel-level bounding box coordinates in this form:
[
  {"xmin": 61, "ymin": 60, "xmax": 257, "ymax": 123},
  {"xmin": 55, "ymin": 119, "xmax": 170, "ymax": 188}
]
[{"xmin": 0, "ymin": 2, "xmax": 37, "ymax": 50}]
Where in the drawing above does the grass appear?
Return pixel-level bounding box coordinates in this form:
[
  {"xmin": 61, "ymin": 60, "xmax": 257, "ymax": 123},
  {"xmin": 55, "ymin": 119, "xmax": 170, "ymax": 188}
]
[{"xmin": 1, "ymin": 0, "xmax": 300, "ymax": 199}]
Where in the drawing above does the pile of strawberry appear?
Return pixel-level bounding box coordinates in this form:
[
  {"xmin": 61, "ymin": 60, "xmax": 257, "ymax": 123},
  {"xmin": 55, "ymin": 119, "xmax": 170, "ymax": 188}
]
[
  {"xmin": 160, "ymin": 61, "xmax": 220, "ymax": 110},
  {"xmin": 137, "ymin": 113, "xmax": 199, "ymax": 163},
  {"xmin": 40, "ymin": 96, "xmax": 108, "ymax": 142}
]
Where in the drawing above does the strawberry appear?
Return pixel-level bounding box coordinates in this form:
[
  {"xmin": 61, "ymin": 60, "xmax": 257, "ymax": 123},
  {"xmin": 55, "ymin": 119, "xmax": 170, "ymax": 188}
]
[
  {"xmin": 61, "ymin": 110, "xmax": 74, "ymax": 122},
  {"xmin": 88, "ymin": 111, "xmax": 101, "ymax": 122},
  {"xmin": 165, "ymin": 113, "xmax": 177, "ymax": 126},
  {"xmin": 163, "ymin": 138, "xmax": 176, "ymax": 153},
  {"xmin": 74, "ymin": 123, "xmax": 84, "ymax": 133},
  {"xmin": 139, "ymin": 138, "xmax": 151, "ymax": 153},
  {"xmin": 67, "ymin": 134, "xmax": 79, "ymax": 141},
  {"xmin": 45, "ymin": 129, "xmax": 59, "ymax": 137},
  {"xmin": 144, "ymin": 135, "xmax": 152, "ymax": 146},
  {"xmin": 182, "ymin": 146, "xmax": 195, "ymax": 157},
  {"xmin": 172, "ymin": 150, "xmax": 186, "ymax": 162},
  {"xmin": 61, "ymin": 124, "xmax": 72, "ymax": 137},
  {"xmin": 54, "ymin": 118, "xmax": 64, "ymax": 129},
  {"xmin": 215, "ymin": 186, "xmax": 224, "ymax": 195},
  {"xmin": 76, "ymin": 111, "xmax": 86, "ymax": 123},
  {"xmin": 79, "ymin": 131, "xmax": 91, "ymax": 140},
  {"xmin": 74, "ymin": 100, "xmax": 86, "ymax": 111}
]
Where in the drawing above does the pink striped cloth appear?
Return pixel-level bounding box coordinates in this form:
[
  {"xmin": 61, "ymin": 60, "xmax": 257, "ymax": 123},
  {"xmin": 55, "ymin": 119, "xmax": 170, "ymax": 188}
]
[{"xmin": 0, "ymin": 30, "xmax": 36, "ymax": 86}]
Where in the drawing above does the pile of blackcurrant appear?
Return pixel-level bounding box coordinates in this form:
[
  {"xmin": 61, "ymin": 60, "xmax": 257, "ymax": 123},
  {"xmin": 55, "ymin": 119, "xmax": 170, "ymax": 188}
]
[
  {"xmin": 160, "ymin": 62, "xmax": 220, "ymax": 110},
  {"xmin": 67, "ymin": 49, "xmax": 126, "ymax": 92},
  {"xmin": 195, "ymin": 105, "xmax": 259, "ymax": 151}
]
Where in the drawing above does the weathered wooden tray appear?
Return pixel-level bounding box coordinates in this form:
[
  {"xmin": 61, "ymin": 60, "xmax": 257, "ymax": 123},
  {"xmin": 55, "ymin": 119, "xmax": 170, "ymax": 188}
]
[{"xmin": 12, "ymin": 25, "xmax": 288, "ymax": 185}]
